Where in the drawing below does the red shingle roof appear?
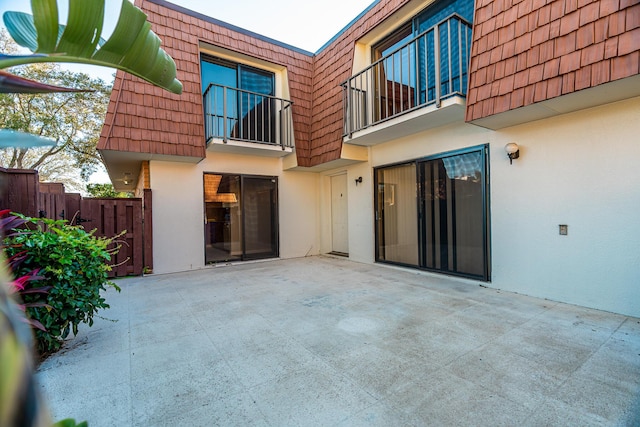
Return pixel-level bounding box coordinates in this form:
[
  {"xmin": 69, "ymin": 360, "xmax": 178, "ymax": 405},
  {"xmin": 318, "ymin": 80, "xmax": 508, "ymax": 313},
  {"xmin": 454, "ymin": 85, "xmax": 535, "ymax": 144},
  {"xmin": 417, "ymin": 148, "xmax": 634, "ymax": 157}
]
[
  {"xmin": 310, "ymin": 0, "xmax": 410, "ymax": 165},
  {"xmin": 466, "ymin": 0, "xmax": 640, "ymax": 122},
  {"xmin": 101, "ymin": 0, "xmax": 639, "ymax": 167},
  {"xmin": 99, "ymin": 0, "xmax": 315, "ymax": 165},
  {"xmin": 99, "ymin": 0, "xmax": 411, "ymax": 167}
]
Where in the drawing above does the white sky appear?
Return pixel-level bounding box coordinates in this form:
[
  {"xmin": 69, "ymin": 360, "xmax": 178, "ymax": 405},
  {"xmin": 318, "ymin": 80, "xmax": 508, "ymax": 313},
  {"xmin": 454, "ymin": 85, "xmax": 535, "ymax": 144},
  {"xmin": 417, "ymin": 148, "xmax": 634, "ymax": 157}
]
[
  {"xmin": 1, "ymin": 0, "xmax": 376, "ymax": 82},
  {"xmin": 172, "ymin": 0, "xmax": 375, "ymax": 52}
]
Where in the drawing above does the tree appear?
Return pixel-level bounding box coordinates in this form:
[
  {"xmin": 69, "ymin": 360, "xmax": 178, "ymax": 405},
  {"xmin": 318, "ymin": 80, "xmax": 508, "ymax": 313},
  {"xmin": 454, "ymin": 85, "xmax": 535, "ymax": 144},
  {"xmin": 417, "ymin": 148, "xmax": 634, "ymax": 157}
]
[
  {"xmin": 0, "ymin": 2, "xmax": 180, "ymax": 425},
  {"xmin": 0, "ymin": 31, "xmax": 111, "ymax": 190},
  {"xmin": 85, "ymin": 183, "xmax": 131, "ymax": 198},
  {"xmin": 0, "ymin": 0, "xmax": 182, "ymax": 94}
]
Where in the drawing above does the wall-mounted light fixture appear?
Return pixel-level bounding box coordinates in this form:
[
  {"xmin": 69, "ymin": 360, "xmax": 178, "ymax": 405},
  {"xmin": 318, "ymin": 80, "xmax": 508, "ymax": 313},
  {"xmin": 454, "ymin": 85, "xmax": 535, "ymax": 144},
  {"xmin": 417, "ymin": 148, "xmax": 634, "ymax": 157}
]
[
  {"xmin": 505, "ymin": 143, "xmax": 520, "ymax": 164},
  {"xmin": 355, "ymin": 176, "xmax": 363, "ymax": 186}
]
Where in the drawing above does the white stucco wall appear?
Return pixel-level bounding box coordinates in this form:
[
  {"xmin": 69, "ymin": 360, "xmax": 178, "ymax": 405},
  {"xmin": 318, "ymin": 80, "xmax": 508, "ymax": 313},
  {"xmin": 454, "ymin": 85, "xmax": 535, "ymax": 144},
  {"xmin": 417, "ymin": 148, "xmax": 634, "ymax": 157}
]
[
  {"xmin": 148, "ymin": 97, "xmax": 639, "ymax": 317},
  {"xmin": 149, "ymin": 152, "xmax": 319, "ymax": 274},
  {"xmin": 319, "ymin": 162, "xmax": 375, "ymax": 264},
  {"xmin": 279, "ymin": 170, "xmax": 320, "ymax": 258},
  {"xmin": 489, "ymin": 97, "xmax": 640, "ymax": 317},
  {"xmin": 336, "ymin": 96, "xmax": 640, "ymax": 317}
]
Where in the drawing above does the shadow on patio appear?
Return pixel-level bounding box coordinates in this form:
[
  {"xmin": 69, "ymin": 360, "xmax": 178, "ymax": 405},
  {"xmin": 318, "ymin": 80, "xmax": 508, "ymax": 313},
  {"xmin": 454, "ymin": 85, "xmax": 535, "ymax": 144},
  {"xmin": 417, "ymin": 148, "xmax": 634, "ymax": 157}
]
[{"xmin": 37, "ymin": 256, "xmax": 640, "ymax": 426}]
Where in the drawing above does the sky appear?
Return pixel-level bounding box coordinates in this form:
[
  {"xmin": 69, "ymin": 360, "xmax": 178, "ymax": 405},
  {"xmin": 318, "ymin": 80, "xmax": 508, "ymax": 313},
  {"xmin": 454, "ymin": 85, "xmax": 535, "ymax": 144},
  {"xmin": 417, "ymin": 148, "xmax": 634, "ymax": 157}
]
[
  {"xmin": 1, "ymin": 0, "xmax": 376, "ymax": 82},
  {"xmin": 172, "ymin": 0, "xmax": 376, "ymax": 52},
  {"xmin": 0, "ymin": 0, "xmax": 375, "ymax": 183}
]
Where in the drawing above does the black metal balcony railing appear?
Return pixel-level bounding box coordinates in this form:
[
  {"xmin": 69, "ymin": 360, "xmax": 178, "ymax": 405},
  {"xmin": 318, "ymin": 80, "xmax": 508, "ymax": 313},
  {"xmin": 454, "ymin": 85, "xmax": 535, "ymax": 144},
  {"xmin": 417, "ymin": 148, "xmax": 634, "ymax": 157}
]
[
  {"xmin": 203, "ymin": 84, "xmax": 294, "ymax": 149},
  {"xmin": 342, "ymin": 14, "xmax": 473, "ymax": 136}
]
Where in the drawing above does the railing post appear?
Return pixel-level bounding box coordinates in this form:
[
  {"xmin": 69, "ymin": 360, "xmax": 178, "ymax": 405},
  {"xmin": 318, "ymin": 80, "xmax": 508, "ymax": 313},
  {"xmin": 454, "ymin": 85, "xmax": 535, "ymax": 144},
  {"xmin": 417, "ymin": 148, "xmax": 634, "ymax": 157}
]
[
  {"xmin": 345, "ymin": 79, "xmax": 353, "ymax": 138},
  {"xmin": 364, "ymin": 72, "xmax": 369, "ymax": 129},
  {"xmin": 203, "ymin": 84, "xmax": 210, "ymax": 143},
  {"xmin": 459, "ymin": 20, "xmax": 463, "ymax": 93},
  {"xmin": 447, "ymin": 19, "xmax": 453, "ymax": 95},
  {"xmin": 203, "ymin": 93, "xmax": 207, "ymax": 142},
  {"xmin": 342, "ymin": 85, "xmax": 347, "ymax": 135},
  {"xmin": 434, "ymin": 24, "xmax": 441, "ymax": 108},
  {"xmin": 223, "ymin": 87, "xmax": 228, "ymax": 143},
  {"xmin": 280, "ymin": 101, "xmax": 285, "ymax": 150}
]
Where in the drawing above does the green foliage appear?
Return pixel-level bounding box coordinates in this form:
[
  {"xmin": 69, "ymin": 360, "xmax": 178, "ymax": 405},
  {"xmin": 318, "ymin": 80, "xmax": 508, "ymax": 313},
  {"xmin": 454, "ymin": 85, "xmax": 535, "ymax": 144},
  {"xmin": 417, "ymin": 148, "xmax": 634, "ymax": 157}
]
[
  {"xmin": 0, "ymin": 30, "xmax": 112, "ymax": 187},
  {"xmin": 1, "ymin": 0, "xmax": 182, "ymax": 94},
  {"xmin": 53, "ymin": 418, "xmax": 88, "ymax": 427},
  {"xmin": 4, "ymin": 215, "xmax": 120, "ymax": 355},
  {"xmin": 85, "ymin": 183, "xmax": 131, "ymax": 198}
]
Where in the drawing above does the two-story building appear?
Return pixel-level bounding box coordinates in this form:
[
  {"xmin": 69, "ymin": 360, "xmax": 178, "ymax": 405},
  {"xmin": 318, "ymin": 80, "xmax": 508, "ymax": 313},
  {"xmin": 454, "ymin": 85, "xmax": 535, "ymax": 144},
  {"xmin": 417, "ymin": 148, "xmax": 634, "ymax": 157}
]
[{"xmin": 98, "ymin": 0, "xmax": 640, "ymax": 317}]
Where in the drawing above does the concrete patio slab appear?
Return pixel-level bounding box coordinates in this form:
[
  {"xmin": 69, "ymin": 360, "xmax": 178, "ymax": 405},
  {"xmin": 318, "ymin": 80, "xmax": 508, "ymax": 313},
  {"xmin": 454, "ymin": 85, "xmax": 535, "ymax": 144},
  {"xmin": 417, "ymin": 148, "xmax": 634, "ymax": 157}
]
[{"xmin": 36, "ymin": 256, "xmax": 640, "ymax": 426}]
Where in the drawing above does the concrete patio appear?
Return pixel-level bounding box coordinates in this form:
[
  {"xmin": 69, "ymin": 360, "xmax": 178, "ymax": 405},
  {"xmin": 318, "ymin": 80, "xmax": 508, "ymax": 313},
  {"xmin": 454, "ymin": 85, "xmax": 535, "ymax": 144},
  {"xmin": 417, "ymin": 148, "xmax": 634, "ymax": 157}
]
[{"xmin": 36, "ymin": 256, "xmax": 640, "ymax": 426}]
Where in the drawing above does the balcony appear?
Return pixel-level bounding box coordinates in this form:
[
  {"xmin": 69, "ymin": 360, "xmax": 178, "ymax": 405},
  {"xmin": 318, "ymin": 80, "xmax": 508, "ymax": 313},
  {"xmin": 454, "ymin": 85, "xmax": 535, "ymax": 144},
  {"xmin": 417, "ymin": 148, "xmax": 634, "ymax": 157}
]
[
  {"xmin": 203, "ymin": 84, "xmax": 294, "ymax": 157},
  {"xmin": 342, "ymin": 14, "xmax": 472, "ymax": 145}
]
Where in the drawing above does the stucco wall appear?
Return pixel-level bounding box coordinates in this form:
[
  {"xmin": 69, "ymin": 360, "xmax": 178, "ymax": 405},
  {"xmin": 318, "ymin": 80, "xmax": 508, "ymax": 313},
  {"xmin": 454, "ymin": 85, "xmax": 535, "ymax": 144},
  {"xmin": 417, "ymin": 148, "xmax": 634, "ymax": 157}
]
[
  {"xmin": 319, "ymin": 161, "xmax": 375, "ymax": 264},
  {"xmin": 149, "ymin": 152, "xmax": 319, "ymax": 274},
  {"xmin": 149, "ymin": 97, "xmax": 639, "ymax": 317},
  {"xmin": 335, "ymin": 96, "xmax": 640, "ymax": 317},
  {"xmin": 489, "ymin": 96, "xmax": 640, "ymax": 317}
]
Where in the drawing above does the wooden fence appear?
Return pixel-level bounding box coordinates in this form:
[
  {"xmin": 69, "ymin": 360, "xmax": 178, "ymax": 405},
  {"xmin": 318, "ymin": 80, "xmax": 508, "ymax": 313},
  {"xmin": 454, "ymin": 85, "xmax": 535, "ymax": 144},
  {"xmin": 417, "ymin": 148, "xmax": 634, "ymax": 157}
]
[
  {"xmin": 0, "ymin": 168, "xmax": 40, "ymax": 217},
  {"xmin": 0, "ymin": 167, "xmax": 152, "ymax": 277}
]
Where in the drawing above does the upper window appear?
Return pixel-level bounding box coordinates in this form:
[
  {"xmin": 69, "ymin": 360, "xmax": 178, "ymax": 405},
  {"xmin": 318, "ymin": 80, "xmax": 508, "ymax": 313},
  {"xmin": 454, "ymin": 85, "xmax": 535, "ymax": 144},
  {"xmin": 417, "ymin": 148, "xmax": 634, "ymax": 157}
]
[
  {"xmin": 414, "ymin": 0, "xmax": 474, "ymax": 32},
  {"xmin": 201, "ymin": 55, "xmax": 275, "ymax": 96},
  {"xmin": 201, "ymin": 55, "xmax": 281, "ymax": 145},
  {"xmin": 343, "ymin": 0, "xmax": 475, "ymax": 135},
  {"xmin": 372, "ymin": 22, "xmax": 413, "ymax": 61},
  {"xmin": 373, "ymin": 0, "xmax": 474, "ymax": 60}
]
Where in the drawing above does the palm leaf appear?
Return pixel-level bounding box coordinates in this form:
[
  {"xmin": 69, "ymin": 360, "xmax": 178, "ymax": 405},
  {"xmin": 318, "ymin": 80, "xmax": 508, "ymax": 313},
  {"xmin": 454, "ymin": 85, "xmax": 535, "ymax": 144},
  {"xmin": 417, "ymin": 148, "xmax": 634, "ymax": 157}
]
[
  {"xmin": 0, "ymin": 129, "xmax": 55, "ymax": 148},
  {"xmin": 1, "ymin": 0, "xmax": 182, "ymax": 94}
]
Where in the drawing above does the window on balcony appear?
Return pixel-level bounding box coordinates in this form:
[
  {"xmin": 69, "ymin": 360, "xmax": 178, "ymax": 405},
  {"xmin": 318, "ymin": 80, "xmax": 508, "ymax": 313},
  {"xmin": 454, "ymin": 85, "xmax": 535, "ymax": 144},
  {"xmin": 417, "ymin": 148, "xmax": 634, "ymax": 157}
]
[
  {"xmin": 201, "ymin": 54, "xmax": 293, "ymax": 149},
  {"xmin": 372, "ymin": 23, "xmax": 417, "ymax": 122},
  {"xmin": 343, "ymin": 0, "xmax": 474, "ymax": 136}
]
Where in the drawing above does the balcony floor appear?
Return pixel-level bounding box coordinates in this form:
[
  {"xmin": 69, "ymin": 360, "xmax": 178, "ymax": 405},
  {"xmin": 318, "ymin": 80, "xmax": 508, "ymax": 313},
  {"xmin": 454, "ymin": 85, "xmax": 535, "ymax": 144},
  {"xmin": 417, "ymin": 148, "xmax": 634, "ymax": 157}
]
[
  {"xmin": 207, "ymin": 137, "xmax": 293, "ymax": 157},
  {"xmin": 344, "ymin": 95, "xmax": 467, "ymax": 146}
]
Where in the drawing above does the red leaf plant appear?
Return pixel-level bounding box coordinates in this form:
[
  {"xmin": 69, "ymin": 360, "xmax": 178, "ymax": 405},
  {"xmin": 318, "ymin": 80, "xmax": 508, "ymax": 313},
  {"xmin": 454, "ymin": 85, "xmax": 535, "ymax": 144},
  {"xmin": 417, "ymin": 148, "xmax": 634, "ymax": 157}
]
[{"xmin": 1, "ymin": 210, "xmax": 51, "ymax": 331}]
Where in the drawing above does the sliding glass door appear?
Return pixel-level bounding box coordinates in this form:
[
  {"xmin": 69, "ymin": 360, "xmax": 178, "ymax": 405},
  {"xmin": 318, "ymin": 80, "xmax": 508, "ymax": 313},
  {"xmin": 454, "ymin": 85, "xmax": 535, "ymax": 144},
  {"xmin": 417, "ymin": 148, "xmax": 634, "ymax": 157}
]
[
  {"xmin": 204, "ymin": 173, "xmax": 278, "ymax": 263},
  {"xmin": 242, "ymin": 176, "xmax": 278, "ymax": 259},
  {"xmin": 419, "ymin": 149, "xmax": 487, "ymax": 278},
  {"xmin": 375, "ymin": 146, "xmax": 489, "ymax": 280},
  {"xmin": 376, "ymin": 163, "xmax": 419, "ymax": 266}
]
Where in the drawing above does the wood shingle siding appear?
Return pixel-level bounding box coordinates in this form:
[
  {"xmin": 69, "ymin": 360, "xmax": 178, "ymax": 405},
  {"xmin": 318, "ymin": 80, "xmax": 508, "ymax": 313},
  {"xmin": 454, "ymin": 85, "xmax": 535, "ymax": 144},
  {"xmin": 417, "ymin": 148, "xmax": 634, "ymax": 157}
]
[
  {"xmin": 100, "ymin": 0, "xmax": 638, "ymax": 167},
  {"xmin": 466, "ymin": 0, "xmax": 640, "ymax": 122},
  {"xmin": 99, "ymin": 0, "xmax": 315, "ymax": 165},
  {"xmin": 310, "ymin": 0, "xmax": 411, "ymax": 165},
  {"xmin": 99, "ymin": 0, "xmax": 414, "ymax": 167}
]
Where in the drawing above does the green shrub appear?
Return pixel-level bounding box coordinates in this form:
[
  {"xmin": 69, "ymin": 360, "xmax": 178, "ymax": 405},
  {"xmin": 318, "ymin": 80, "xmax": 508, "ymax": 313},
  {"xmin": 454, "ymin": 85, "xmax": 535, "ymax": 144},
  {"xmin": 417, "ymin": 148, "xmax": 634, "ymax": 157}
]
[
  {"xmin": 53, "ymin": 418, "xmax": 88, "ymax": 427},
  {"xmin": 4, "ymin": 216, "xmax": 120, "ymax": 355}
]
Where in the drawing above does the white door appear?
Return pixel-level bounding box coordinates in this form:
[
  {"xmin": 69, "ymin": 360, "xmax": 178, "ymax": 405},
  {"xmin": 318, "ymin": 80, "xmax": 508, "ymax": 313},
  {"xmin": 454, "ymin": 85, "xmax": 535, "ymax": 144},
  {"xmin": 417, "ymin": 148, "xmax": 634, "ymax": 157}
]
[{"xmin": 331, "ymin": 174, "xmax": 349, "ymax": 254}]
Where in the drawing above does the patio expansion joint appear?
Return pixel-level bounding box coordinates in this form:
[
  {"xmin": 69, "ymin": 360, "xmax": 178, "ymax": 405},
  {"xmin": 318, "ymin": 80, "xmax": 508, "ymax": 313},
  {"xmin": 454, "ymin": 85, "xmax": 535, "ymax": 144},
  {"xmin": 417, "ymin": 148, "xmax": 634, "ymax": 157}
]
[
  {"xmin": 520, "ymin": 315, "xmax": 632, "ymax": 422},
  {"xmin": 200, "ymin": 307, "xmax": 382, "ymax": 426},
  {"xmin": 244, "ymin": 308, "xmax": 389, "ymax": 407},
  {"xmin": 188, "ymin": 305, "xmax": 255, "ymax": 390}
]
